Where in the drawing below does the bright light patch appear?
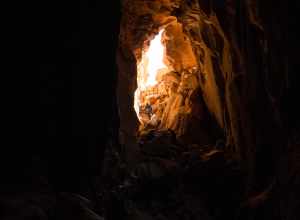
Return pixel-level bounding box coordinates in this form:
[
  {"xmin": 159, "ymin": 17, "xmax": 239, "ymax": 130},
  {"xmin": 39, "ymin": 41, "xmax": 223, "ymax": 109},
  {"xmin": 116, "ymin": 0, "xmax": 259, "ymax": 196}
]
[{"xmin": 134, "ymin": 29, "xmax": 169, "ymax": 122}]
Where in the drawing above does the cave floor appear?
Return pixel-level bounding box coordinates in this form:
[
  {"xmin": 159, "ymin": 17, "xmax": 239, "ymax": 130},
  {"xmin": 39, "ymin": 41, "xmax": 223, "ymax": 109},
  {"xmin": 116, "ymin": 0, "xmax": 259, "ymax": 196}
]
[{"xmin": 101, "ymin": 129, "xmax": 244, "ymax": 220}]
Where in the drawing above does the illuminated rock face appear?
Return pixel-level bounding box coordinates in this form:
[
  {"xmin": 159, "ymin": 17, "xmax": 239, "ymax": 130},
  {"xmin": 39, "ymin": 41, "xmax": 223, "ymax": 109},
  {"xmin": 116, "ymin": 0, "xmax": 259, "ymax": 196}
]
[
  {"xmin": 117, "ymin": 0, "xmax": 264, "ymax": 153},
  {"xmin": 131, "ymin": 18, "xmax": 214, "ymax": 144},
  {"xmin": 133, "ymin": 22, "xmax": 201, "ymax": 139},
  {"xmin": 118, "ymin": 0, "xmax": 290, "ymax": 197},
  {"xmin": 118, "ymin": 0, "xmax": 227, "ymax": 146}
]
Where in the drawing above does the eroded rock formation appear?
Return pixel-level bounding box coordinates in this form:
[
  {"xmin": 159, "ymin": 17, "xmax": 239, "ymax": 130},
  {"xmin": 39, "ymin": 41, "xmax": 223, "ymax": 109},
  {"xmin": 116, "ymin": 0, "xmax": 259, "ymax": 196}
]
[
  {"xmin": 117, "ymin": 0, "xmax": 290, "ymax": 201},
  {"xmin": 118, "ymin": 0, "xmax": 249, "ymax": 159}
]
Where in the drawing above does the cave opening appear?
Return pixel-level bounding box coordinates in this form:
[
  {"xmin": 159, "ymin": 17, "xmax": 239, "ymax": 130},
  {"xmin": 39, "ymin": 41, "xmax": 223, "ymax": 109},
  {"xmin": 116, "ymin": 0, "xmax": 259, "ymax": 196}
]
[
  {"xmin": 134, "ymin": 28, "xmax": 170, "ymax": 127},
  {"xmin": 117, "ymin": 2, "xmax": 227, "ymax": 149},
  {"xmin": 132, "ymin": 20, "xmax": 213, "ymax": 143}
]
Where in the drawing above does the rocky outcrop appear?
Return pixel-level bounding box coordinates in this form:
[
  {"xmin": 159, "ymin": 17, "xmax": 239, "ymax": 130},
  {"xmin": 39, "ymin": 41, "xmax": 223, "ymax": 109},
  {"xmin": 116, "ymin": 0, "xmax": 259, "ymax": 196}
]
[
  {"xmin": 118, "ymin": 0, "xmax": 226, "ymax": 147},
  {"xmin": 100, "ymin": 129, "xmax": 243, "ymax": 220},
  {"xmin": 117, "ymin": 0, "xmax": 251, "ymax": 161},
  {"xmin": 118, "ymin": 0, "xmax": 289, "ymax": 212}
]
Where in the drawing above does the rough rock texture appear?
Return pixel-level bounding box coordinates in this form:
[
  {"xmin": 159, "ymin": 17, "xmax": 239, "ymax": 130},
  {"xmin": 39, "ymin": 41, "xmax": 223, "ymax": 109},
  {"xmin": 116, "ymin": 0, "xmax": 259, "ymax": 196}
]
[
  {"xmin": 101, "ymin": 130, "xmax": 244, "ymax": 220},
  {"xmin": 118, "ymin": 0, "xmax": 247, "ymax": 152},
  {"xmin": 117, "ymin": 1, "xmax": 294, "ymax": 219},
  {"xmin": 118, "ymin": 0, "xmax": 250, "ymax": 173},
  {"xmin": 118, "ymin": 0, "xmax": 226, "ymax": 148}
]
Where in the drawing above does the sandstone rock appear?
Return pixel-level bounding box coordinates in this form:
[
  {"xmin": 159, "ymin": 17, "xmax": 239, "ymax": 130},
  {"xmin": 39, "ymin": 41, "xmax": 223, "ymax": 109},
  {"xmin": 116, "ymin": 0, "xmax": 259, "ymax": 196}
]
[{"xmin": 118, "ymin": 0, "xmax": 227, "ymax": 148}]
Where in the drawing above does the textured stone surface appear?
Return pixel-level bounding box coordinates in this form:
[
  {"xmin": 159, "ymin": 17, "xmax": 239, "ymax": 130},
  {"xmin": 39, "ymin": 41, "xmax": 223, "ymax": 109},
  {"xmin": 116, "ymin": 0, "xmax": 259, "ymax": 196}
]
[
  {"xmin": 118, "ymin": 0, "xmax": 226, "ymax": 147},
  {"xmin": 117, "ymin": 0, "xmax": 293, "ymax": 209}
]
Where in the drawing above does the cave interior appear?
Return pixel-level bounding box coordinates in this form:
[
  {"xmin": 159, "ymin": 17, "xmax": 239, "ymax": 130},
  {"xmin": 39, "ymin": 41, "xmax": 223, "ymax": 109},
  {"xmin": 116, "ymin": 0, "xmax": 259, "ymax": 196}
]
[{"xmin": 3, "ymin": 0, "xmax": 299, "ymax": 220}]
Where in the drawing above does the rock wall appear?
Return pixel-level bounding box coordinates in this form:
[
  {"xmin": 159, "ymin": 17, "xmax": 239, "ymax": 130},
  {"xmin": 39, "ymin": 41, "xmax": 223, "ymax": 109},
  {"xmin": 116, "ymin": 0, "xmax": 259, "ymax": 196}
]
[
  {"xmin": 118, "ymin": 0, "xmax": 225, "ymax": 146},
  {"xmin": 118, "ymin": 0, "xmax": 239, "ymax": 154},
  {"xmin": 117, "ymin": 0, "xmax": 287, "ymax": 193}
]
